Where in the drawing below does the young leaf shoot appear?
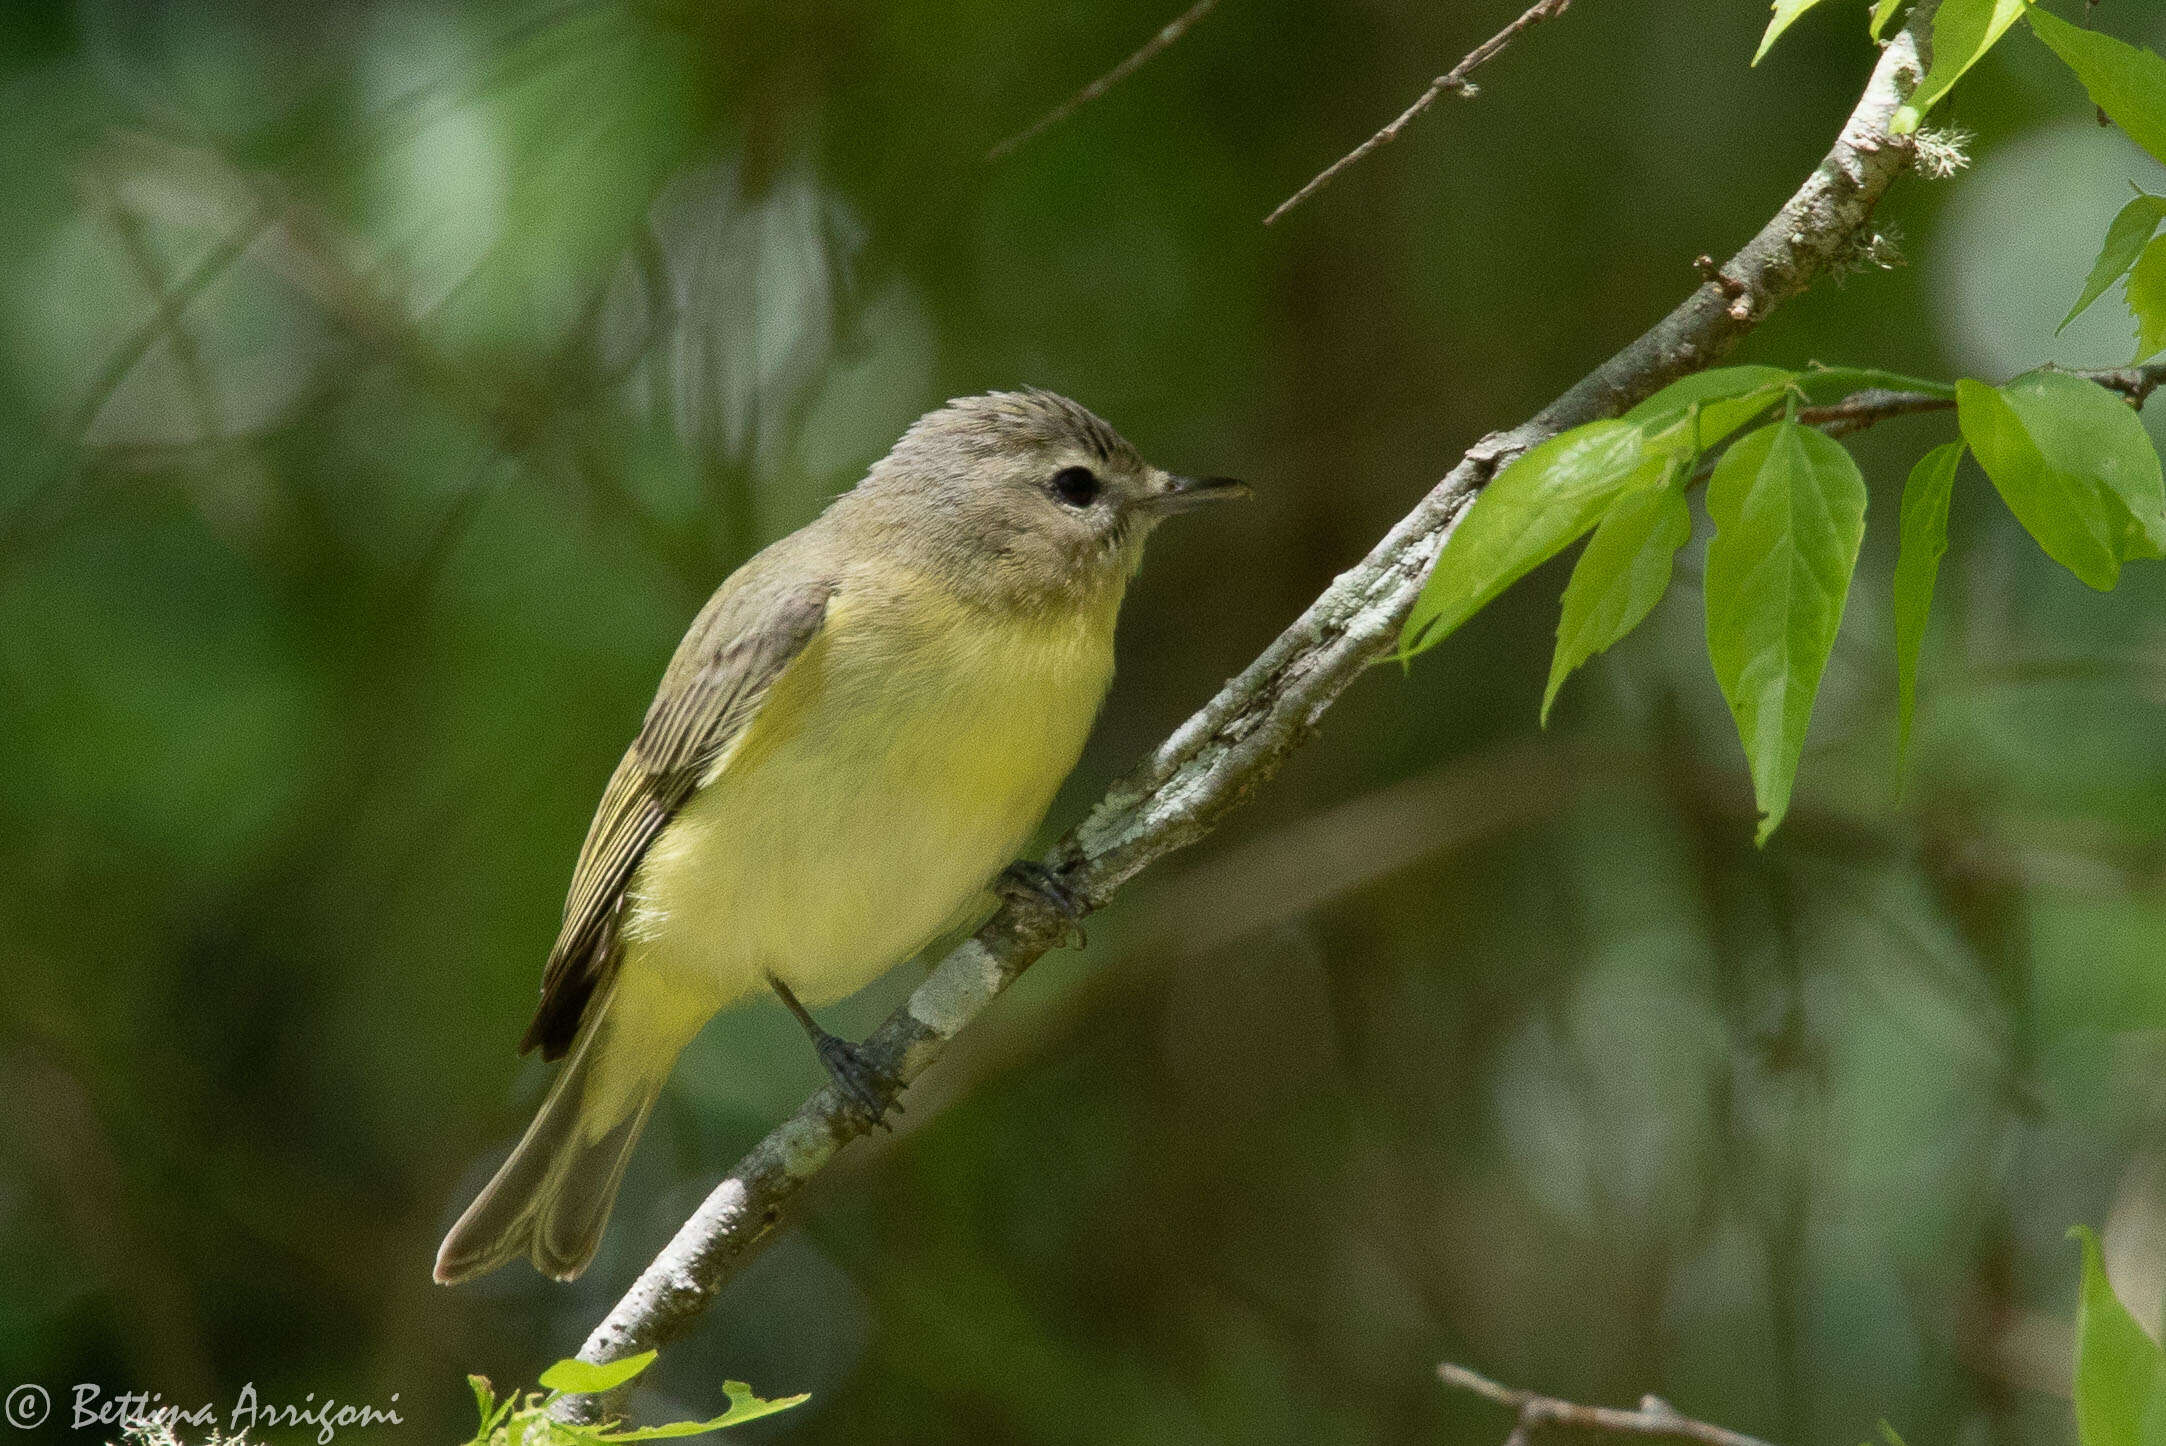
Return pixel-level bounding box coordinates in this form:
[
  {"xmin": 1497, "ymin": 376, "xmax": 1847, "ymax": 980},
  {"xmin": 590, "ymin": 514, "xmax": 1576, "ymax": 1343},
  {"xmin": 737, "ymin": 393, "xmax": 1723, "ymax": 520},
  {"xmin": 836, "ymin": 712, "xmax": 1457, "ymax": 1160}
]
[
  {"xmin": 1753, "ymin": 0, "xmax": 1838, "ymax": 66},
  {"xmin": 2129, "ymin": 236, "xmax": 2166, "ymax": 362},
  {"xmin": 2061, "ymin": 193, "xmax": 2166, "ymax": 334}
]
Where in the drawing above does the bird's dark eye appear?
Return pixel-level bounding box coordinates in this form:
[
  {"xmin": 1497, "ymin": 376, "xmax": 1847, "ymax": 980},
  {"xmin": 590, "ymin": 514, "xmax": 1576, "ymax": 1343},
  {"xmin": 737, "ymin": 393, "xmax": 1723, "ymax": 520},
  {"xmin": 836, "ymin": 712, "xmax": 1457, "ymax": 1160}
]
[{"xmin": 1049, "ymin": 466, "xmax": 1101, "ymax": 508}]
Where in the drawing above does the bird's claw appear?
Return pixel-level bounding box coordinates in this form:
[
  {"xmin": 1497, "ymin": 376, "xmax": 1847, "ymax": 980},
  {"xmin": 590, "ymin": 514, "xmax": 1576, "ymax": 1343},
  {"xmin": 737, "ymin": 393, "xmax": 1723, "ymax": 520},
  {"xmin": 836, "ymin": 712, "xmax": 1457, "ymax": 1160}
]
[
  {"xmin": 814, "ymin": 1033, "xmax": 904, "ymax": 1131},
  {"xmin": 997, "ymin": 860, "xmax": 1090, "ymax": 947}
]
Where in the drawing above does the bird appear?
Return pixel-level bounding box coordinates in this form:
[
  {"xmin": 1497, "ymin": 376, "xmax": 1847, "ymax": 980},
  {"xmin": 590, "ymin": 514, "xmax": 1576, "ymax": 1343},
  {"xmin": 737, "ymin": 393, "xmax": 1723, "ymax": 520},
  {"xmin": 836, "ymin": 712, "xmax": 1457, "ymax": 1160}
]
[{"xmin": 434, "ymin": 389, "xmax": 1246, "ymax": 1284}]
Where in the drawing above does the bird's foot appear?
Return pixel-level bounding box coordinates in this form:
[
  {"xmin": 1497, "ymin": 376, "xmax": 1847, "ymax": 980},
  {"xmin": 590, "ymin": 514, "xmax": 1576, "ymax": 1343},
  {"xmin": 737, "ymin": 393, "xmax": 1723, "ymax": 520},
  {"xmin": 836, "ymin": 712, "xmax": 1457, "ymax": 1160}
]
[
  {"xmin": 814, "ymin": 1032, "xmax": 904, "ymax": 1131},
  {"xmin": 997, "ymin": 860, "xmax": 1090, "ymax": 947}
]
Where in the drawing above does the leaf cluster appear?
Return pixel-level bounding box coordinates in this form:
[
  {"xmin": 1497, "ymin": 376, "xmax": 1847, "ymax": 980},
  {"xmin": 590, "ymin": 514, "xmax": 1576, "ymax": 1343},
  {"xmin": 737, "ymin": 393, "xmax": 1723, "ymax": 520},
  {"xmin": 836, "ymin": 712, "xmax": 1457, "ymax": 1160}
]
[
  {"xmin": 1755, "ymin": 0, "xmax": 2166, "ymax": 177},
  {"xmin": 1401, "ymin": 364, "xmax": 2165, "ymax": 842},
  {"xmin": 1407, "ymin": 1, "xmax": 2166, "ymax": 843},
  {"xmin": 462, "ymin": 1352, "xmax": 806, "ymax": 1446}
]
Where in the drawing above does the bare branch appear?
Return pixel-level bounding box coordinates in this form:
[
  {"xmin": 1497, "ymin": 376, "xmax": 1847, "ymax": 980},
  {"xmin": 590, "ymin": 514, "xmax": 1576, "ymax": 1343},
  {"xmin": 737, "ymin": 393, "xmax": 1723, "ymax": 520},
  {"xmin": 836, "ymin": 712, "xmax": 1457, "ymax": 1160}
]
[
  {"xmin": 1794, "ymin": 363, "xmax": 2166, "ymax": 437},
  {"xmin": 987, "ymin": 0, "xmax": 1222, "ymax": 162},
  {"xmin": 76, "ymin": 139, "xmax": 702, "ymax": 592},
  {"xmin": 551, "ymin": 11, "xmax": 1935, "ymax": 1426},
  {"xmin": 2047, "ymin": 363, "xmax": 2166, "ymax": 408},
  {"xmin": 1438, "ymin": 1363, "xmax": 1780, "ymax": 1446},
  {"xmin": 1264, "ymin": 0, "xmax": 1573, "ymax": 226}
]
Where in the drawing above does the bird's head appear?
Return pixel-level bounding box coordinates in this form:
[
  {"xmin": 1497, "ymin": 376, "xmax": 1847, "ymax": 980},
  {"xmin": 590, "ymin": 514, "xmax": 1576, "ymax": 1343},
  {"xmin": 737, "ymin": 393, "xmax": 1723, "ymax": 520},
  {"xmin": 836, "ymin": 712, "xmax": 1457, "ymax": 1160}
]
[{"xmin": 845, "ymin": 389, "xmax": 1247, "ymax": 615}]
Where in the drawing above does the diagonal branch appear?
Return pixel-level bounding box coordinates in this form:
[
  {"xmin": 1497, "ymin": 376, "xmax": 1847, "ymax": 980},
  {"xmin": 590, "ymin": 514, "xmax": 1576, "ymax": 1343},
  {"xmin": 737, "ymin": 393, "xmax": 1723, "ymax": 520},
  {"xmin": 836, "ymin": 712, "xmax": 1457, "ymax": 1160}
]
[
  {"xmin": 1438, "ymin": 1363, "xmax": 1780, "ymax": 1446},
  {"xmin": 1264, "ymin": 0, "xmax": 1575, "ymax": 226},
  {"xmin": 552, "ymin": 11, "xmax": 1933, "ymax": 1425},
  {"xmin": 987, "ymin": 0, "xmax": 1223, "ymax": 162}
]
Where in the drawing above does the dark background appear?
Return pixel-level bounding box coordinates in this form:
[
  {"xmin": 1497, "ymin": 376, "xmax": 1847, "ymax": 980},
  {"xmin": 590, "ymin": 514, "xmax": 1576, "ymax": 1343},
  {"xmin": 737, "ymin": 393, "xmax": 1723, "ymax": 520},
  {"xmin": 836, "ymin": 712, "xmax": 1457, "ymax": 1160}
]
[{"xmin": 4, "ymin": 1, "xmax": 2165, "ymax": 1441}]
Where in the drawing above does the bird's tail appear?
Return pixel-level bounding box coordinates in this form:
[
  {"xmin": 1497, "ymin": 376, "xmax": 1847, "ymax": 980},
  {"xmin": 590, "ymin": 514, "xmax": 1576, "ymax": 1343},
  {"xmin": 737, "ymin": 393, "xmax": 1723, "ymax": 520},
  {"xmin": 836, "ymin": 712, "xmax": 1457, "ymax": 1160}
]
[{"xmin": 434, "ymin": 971, "xmax": 699, "ymax": 1284}]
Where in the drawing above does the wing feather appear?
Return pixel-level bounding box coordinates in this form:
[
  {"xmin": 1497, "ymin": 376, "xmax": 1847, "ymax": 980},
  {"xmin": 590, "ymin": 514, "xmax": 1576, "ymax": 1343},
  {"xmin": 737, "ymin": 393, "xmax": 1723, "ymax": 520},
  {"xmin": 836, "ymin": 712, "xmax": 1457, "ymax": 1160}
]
[{"xmin": 519, "ymin": 578, "xmax": 832, "ymax": 1058}]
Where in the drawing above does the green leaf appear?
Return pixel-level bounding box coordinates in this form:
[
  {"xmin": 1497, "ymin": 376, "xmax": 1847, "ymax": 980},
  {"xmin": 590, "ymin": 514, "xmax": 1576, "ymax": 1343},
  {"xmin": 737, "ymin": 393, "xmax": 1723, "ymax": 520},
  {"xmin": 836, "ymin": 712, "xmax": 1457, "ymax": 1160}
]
[
  {"xmin": 540, "ymin": 1353, "xmax": 659, "ymax": 1397},
  {"xmin": 1401, "ymin": 421, "xmax": 1650, "ymax": 656},
  {"xmin": 1625, "ymin": 366, "xmax": 1796, "ymax": 454},
  {"xmin": 471, "ymin": 1387, "xmax": 521, "ymax": 1445},
  {"xmin": 2030, "ymin": 7, "xmax": 2166, "ymax": 168},
  {"xmin": 1890, "ymin": 0, "xmax": 2032, "ymax": 134},
  {"xmin": 594, "ymin": 1383, "xmax": 811, "ymax": 1439},
  {"xmin": 2061, "ymin": 193, "xmax": 2166, "ymax": 333},
  {"xmin": 1542, "ymin": 468, "xmax": 1692, "ymax": 724},
  {"xmin": 1875, "ymin": 1424, "xmax": 1909, "ymax": 1446},
  {"xmin": 1956, "ymin": 373, "xmax": 2166, "ymax": 590},
  {"xmin": 2069, "ymin": 1226, "xmax": 2166, "ymax": 1446},
  {"xmin": 1893, "ymin": 442, "xmax": 1961, "ymax": 768},
  {"xmin": 2131, "ymin": 235, "xmax": 2166, "ymax": 362},
  {"xmin": 471, "ymin": 1377, "xmax": 499, "ymax": 1430},
  {"xmin": 1869, "ymin": 0, "xmax": 1905, "ymax": 41},
  {"xmin": 1754, "ymin": 0, "xmax": 1838, "ymax": 64},
  {"xmin": 1791, "ymin": 366, "xmax": 1958, "ymax": 404},
  {"xmin": 1704, "ymin": 421, "xmax": 1868, "ymax": 844}
]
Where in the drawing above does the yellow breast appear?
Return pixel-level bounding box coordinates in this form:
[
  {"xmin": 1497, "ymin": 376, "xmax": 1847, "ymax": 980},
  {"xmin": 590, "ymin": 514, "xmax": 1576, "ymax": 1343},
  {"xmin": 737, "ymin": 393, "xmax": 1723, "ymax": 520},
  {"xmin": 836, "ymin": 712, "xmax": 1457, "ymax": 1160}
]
[{"xmin": 622, "ymin": 577, "xmax": 1118, "ymax": 1009}]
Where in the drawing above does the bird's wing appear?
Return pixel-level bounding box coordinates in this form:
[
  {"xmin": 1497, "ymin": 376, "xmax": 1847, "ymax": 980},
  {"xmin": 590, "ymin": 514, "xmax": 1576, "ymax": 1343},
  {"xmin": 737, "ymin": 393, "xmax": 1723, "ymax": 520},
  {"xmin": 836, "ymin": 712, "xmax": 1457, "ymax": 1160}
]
[{"xmin": 519, "ymin": 576, "xmax": 833, "ymax": 1059}]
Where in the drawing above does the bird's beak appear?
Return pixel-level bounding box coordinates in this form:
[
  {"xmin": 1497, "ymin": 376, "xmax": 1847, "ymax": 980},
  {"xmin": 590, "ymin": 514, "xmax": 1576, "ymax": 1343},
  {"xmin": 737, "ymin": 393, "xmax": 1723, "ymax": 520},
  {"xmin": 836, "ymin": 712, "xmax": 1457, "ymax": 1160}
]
[{"xmin": 1139, "ymin": 474, "xmax": 1251, "ymax": 516}]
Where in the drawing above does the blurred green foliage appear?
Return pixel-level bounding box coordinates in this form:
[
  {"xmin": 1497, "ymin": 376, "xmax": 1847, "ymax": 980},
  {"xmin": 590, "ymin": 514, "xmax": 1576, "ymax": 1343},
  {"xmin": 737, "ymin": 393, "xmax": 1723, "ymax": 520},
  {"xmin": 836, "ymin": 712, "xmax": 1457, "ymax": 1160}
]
[{"xmin": 7, "ymin": 1, "xmax": 2166, "ymax": 1442}]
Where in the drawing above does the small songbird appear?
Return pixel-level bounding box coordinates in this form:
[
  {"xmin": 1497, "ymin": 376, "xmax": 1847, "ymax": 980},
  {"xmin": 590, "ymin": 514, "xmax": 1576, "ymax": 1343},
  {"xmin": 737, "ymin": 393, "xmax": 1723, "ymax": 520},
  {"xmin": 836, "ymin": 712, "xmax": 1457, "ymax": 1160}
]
[{"xmin": 435, "ymin": 390, "xmax": 1245, "ymax": 1284}]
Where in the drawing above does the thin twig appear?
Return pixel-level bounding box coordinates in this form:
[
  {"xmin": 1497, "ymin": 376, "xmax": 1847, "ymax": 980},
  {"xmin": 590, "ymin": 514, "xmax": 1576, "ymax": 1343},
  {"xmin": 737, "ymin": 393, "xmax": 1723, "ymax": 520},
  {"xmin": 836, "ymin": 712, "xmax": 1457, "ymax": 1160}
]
[
  {"xmin": 987, "ymin": 0, "xmax": 1222, "ymax": 162},
  {"xmin": 1794, "ymin": 388, "xmax": 1954, "ymax": 433},
  {"xmin": 0, "ymin": 197, "xmax": 273, "ymax": 557},
  {"xmin": 184, "ymin": 144, "xmax": 703, "ymax": 592},
  {"xmin": 548, "ymin": 9, "xmax": 1937, "ymax": 1428},
  {"xmin": 1264, "ymin": 0, "xmax": 1572, "ymax": 226},
  {"xmin": 1439, "ymin": 1363, "xmax": 1781, "ymax": 1446},
  {"xmin": 1793, "ymin": 364, "xmax": 2166, "ymax": 437},
  {"xmin": 1661, "ymin": 366, "xmax": 2166, "ymax": 495},
  {"xmin": 2064, "ymin": 362, "xmax": 2166, "ymax": 408},
  {"xmin": 91, "ymin": 179, "xmax": 226, "ymax": 452}
]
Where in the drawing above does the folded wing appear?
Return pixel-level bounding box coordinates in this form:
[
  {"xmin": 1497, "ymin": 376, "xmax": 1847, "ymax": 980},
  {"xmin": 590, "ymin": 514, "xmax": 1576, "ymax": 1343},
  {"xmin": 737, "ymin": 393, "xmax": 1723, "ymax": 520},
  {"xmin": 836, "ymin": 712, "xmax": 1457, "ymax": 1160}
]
[{"xmin": 519, "ymin": 573, "xmax": 833, "ymax": 1059}]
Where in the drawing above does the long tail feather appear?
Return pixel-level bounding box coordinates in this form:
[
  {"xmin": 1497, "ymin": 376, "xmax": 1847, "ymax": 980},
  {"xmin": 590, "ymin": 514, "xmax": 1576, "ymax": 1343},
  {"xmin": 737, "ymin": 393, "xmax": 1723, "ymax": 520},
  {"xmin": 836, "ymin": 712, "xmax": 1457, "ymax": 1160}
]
[{"xmin": 434, "ymin": 980, "xmax": 682, "ymax": 1284}]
